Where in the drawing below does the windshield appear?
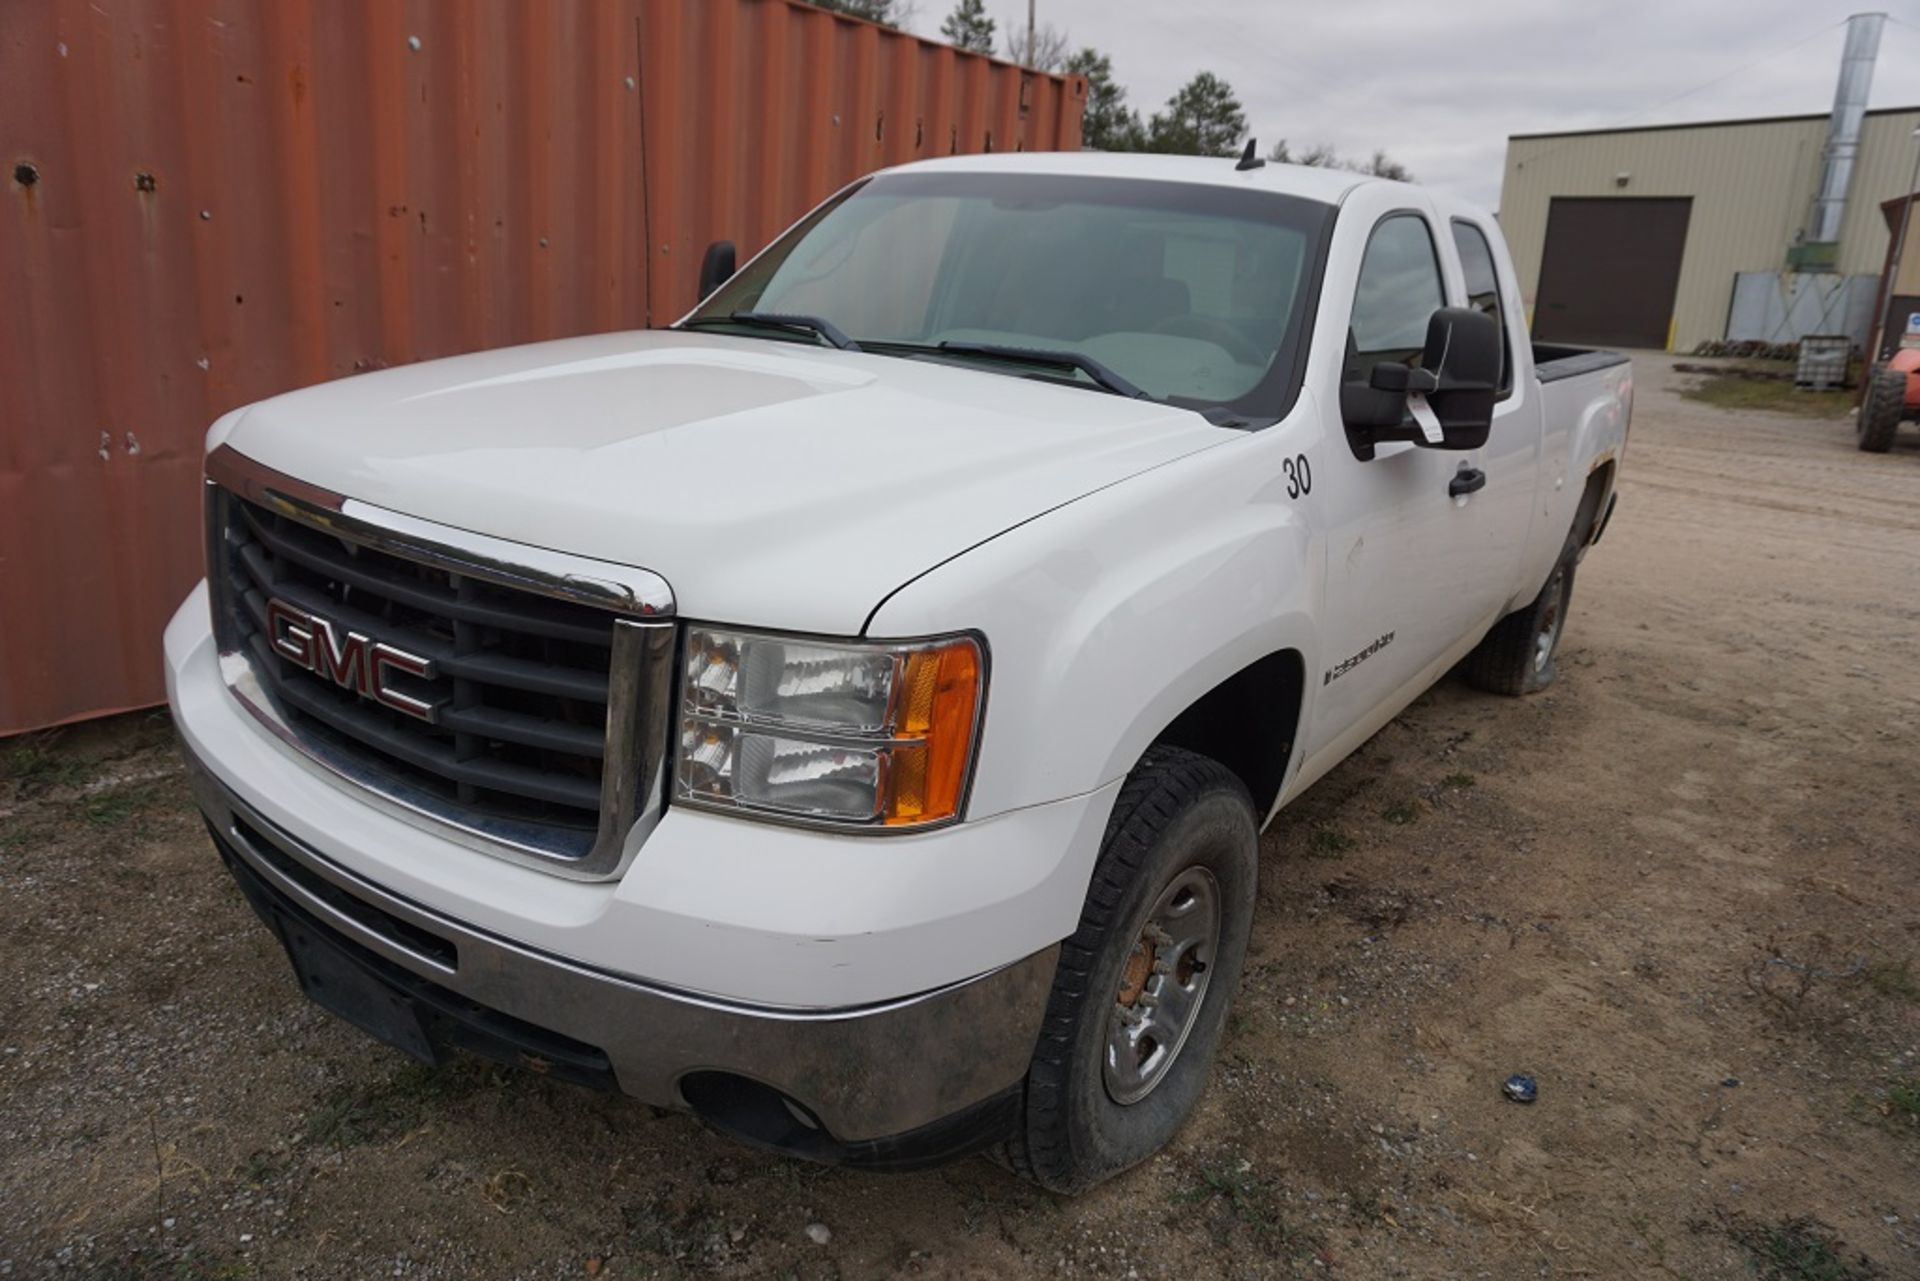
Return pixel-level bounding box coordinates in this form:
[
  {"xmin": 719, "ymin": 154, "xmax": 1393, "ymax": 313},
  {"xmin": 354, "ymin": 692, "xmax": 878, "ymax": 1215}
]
[{"xmin": 683, "ymin": 172, "xmax": 1334, "ymax": 421}]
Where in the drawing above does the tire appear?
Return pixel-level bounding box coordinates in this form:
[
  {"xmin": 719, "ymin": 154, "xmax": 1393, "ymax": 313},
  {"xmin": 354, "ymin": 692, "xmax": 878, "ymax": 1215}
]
[
  {"xmin": 1858, "ymin": 364, "xmax": 1904, "ymax": 454},
  {"xmin": 1002, "ymin": 746, "xmax": 1258, "ymax": 1193},
  {"xmin": 1465, "ymin": 547, "xmax": 1575, "ymax": 696}
]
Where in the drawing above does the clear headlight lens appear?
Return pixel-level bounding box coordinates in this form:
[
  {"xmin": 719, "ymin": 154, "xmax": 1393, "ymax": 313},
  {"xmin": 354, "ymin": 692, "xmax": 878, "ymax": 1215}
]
[{"xmin": 675, "ymin": 627, "xmax": 984, "ymax": 828}]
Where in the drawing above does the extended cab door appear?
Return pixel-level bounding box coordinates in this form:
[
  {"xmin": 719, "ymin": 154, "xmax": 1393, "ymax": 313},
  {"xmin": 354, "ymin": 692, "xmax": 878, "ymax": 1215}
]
[
  {"xmin": 1443, "ymin": 214, "xmax": 1541, "ymax": 631},
  {"xmin": 1299, "ymin": 196, "xmax": 1539, "ymax": 767}
]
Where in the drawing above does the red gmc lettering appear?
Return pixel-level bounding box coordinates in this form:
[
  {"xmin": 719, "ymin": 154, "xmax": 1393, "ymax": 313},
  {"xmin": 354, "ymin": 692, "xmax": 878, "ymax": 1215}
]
[{"xmin": 264, "ymin": 598, "xmax": 441, "ymax": 722}]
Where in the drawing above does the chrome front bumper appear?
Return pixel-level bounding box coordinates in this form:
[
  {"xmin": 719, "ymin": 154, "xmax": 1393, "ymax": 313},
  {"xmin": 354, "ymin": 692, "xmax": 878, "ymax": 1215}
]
[{"xmin": 185, "ymin": 745, "xmax": 1056, "ymax": 1159}]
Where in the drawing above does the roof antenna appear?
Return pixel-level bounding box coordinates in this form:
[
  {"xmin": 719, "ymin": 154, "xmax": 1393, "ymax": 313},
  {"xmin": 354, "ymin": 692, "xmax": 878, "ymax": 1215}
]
[{"xmin": 1235, "ymin": 138, "xmax": 1265, "ymax": 172}]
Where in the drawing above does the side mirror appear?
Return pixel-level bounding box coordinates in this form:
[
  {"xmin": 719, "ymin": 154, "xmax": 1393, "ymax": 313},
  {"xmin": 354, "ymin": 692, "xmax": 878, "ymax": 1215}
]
[
  {"xmin": 1341, "ymin": 307, "xmax": 1500, "ymax": 456},
  {"xmin": 697, "ymin": 240, "xmax": 737, "ymax": 301}
]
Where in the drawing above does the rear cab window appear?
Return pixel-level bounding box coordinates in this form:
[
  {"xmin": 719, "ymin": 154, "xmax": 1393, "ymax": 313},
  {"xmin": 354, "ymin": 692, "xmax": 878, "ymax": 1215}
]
[{"xmin": 1449, "ymin": 219, "xmax": 1514, "ymax": 397}]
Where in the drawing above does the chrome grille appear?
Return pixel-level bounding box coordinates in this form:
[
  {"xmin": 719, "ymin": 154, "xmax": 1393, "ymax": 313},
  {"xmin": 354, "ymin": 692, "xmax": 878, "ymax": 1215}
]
[{"xmin": 204, "ymin": 446, "xmax": 675, "ymax": 880}]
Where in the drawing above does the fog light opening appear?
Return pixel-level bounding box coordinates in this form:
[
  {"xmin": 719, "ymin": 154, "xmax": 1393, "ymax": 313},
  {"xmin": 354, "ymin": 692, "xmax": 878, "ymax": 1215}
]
[{"xmin": 679, "ymin": 1071, "xmax": 842, "ymax": 1164}]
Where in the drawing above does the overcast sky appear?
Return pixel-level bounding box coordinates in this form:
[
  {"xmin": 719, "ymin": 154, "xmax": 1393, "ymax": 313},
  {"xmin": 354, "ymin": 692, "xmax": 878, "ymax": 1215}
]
[{"xmin": 898, "ymin": 2, "xmax": 1920, "ymax": 208}]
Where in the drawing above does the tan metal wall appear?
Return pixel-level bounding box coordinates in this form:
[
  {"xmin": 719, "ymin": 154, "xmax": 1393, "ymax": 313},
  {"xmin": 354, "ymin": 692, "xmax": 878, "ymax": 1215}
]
[
  {"xmin": 1499, "ymin": 108, "xmax": 1920, "ymax": 351},
  {"xmin": 1888, "ymin": 201, "xmax": 1920, "ymax": 297},
  {"xmin": 0, "ymin": 0, "xmax": 1086, "ymax": 735}
]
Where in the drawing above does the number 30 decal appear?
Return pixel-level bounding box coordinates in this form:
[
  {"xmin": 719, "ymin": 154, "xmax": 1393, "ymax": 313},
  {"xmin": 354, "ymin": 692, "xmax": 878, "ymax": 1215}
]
[{"xmin": 1283, "ymin": 454, "xmax": 1312, "ymax": 500}]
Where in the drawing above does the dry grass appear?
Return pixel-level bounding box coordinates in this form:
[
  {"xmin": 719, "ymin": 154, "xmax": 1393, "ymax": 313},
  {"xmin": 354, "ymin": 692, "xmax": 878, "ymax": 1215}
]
[{"xmin": 1677, "ymin": 360, "xmax": 1856, "ymax": 418}]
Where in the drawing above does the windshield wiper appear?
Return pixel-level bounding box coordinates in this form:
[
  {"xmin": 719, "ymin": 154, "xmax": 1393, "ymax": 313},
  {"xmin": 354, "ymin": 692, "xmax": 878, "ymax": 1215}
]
[
  {"xmin": 680, "ymin": 311, "xmax": 862, "ymax": 351},
  {"xmin": 932, "ymin": 341, "xmax": 1148, "ymax": 400},
  {"xmin": 855, "ymin": 339, "xmax": 1148, "ymax": 399}
]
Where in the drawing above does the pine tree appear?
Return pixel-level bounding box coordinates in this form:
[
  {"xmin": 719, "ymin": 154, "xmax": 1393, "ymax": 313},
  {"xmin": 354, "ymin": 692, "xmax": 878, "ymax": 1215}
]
[
  {"xmin": 1145, "ymin": 72, "xmax": 1247, "ymax": 158},
  {"xmin": 804, "ymin": 0, "xmax": 900, "ymax": 27},
  {"xmin": 939, "ymin": 0, "xmax": 995, "ymax": 53},
  {"xmin": 1065, "ymin": 48, "xmax": 1144, "ymax": 152}
]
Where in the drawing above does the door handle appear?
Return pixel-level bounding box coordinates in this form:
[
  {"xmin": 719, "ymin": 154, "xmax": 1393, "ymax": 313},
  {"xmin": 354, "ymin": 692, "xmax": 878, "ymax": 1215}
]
[{"xmin": 1449, "ymin": 466, "xmax": 1487, "ymax": 498}]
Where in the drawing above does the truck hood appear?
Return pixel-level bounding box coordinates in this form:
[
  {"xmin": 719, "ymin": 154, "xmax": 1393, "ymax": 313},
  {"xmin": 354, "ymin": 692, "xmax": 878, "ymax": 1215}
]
[{"xmin": 216, "ymin": 330, "xmax": 1230, "ymax": 634}]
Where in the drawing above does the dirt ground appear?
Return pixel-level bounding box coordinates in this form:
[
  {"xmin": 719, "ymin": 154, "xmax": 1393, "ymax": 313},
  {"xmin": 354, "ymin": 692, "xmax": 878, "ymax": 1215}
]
[{"xmin": 3, "ymin": 356, "xmax": 1918, "ymax": 1280}]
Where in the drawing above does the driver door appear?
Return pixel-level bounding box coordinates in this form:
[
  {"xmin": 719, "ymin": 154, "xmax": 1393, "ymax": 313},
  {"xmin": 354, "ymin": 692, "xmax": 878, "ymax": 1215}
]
[{"xmin": 1303, "ymin": 208, "xmax": 1478, "ymax": 763}]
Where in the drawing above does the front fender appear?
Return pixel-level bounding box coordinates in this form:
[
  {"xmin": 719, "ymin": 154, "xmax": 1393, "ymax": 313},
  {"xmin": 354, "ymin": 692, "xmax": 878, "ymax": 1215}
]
[{"xmin": 866, "ymin": 425, "xmax": 1323, "ymax": 823}]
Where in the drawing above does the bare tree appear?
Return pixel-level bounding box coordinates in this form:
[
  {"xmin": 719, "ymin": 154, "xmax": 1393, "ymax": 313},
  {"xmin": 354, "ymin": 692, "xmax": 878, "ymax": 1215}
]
[
  {"xmin": 1365, "ymin": 149, "xmax": 1412, "ymax": 181},
  {"xmin": 1005, "ymin": 21, "xmax": 1070, "ymax": 71},
  {"xmin": 1268, "ymin": 137, "xmax": 1413, "ymax": 181}
]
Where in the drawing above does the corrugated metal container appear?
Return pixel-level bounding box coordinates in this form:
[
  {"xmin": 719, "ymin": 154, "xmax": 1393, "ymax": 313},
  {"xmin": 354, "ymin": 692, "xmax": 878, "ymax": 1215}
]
[
  {"xmin": 0, "ymin": 0, "xmax": 1086, "ymax": 736},
  {"xmin": 1499, "ymin": 107, "xmax": 1920, "ymax": 351}
]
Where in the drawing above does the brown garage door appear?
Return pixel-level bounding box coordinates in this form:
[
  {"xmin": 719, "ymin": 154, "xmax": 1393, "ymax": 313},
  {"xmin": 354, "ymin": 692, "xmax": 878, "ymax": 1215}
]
[{"xmin": 1534, "ymin": 197, "xmax": 1692, "ymax": 349}]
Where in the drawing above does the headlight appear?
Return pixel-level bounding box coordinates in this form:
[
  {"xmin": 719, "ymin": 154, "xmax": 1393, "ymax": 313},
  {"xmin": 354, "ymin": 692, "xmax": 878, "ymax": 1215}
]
[{"xmin": 675, "ymin": 626, "xmax": 985, "ymax": 829}]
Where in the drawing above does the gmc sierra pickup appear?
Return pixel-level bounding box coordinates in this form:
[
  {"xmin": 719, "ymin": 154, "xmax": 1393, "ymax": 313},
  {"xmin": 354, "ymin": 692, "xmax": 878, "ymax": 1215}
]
[{"xmin": 165, "ymin": 152, "xmax": 1630, "ymax": 1191}]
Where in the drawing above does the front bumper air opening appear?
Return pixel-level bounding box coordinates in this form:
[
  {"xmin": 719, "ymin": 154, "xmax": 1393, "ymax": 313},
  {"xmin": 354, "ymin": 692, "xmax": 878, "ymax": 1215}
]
[{"xmin": 678, "ymin": 1071, "xmax": 844, "ymax": 1165}]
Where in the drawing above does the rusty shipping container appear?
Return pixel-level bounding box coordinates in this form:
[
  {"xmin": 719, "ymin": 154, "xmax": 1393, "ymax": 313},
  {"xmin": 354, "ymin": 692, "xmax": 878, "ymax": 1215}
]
[{"xmin": 0, "ymin": 0, "xmax": 1086, "ymax": 735}]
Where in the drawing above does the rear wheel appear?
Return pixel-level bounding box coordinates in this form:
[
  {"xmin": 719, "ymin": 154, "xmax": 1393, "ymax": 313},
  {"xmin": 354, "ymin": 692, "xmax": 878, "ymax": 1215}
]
[
  {"xmin": 1858, "ymin": 364, "xmax": 1904, "ymax": 453},
  {"xmin": 1465, "ymin": 548, "xmax": 1575, "ymax": 696},
  {"xmin": 1002, "ymin": 747, "xmax": 1257, "ymax": 1193}
]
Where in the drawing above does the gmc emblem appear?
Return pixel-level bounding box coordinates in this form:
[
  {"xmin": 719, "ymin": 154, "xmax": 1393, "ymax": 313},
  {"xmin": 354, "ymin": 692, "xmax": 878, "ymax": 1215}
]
[{"xmin": 265, "ymin": 598, "xmax": 443, "ymax": 723}]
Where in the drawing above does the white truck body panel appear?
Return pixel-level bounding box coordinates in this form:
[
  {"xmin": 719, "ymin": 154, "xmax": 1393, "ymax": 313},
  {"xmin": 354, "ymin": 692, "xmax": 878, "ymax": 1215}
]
[{"xmin": 211, "ymin": 332, "xmax": 1229, "ymax": 638}]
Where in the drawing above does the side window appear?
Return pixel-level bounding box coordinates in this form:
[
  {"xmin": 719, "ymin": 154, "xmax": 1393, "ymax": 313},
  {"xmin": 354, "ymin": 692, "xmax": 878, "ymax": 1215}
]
[
  {"xmin": 1450, "ymin": 220, "xmax": 1513, "ymax": 395},
  {"xmin": 1346, "ymin": 215, "xmax": 1445, "ymax": 386}
]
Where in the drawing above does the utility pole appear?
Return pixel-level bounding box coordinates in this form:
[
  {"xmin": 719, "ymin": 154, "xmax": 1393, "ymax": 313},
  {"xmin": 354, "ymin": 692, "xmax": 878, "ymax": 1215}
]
[{"xmin": 1026, "ymin": 0, "xmax": 1036, "ymax": 67}]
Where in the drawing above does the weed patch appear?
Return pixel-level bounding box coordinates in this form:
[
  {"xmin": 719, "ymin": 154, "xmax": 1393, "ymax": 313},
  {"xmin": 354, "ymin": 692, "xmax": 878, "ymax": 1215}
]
[
  {"xmin": 1885, "ymin": 1077, "xmax": 1920, "ymax": 1129},
  {"xmin": 624, "ymin": 1189, "xmax": 742, "ymax": 1266},
  {"xmin": 1, "ymin": 738, "xmax": 94, "ymax": 792},
  {"xmin": 1864, "ymin": 959, "xmax": 1919, "ymax": 1005},
  {"xmin": 1718, "ymin": 1213, "xmax": 1881, "ymax": 1281},
  {"xmin": 1173, "ymin": 1159, "xmax": 1322, "ymax": 1260},
  {"xmin": 1308, "ymin": 827, "xmax": 1356, "ymax": 858},
  {"xmin": 85, "ymin": 786, "xmax": 152, "ymax": 828},
  {"xmin": 304, "ymin": 1058, "xmax": 504, "ymax": 1149}
]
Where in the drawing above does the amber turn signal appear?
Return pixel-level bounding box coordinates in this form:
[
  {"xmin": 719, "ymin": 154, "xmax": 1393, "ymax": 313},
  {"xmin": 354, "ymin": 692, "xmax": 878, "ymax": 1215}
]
[{"xmin": 883, "ymin": 639, "xmax": 982, "ymax": 826}]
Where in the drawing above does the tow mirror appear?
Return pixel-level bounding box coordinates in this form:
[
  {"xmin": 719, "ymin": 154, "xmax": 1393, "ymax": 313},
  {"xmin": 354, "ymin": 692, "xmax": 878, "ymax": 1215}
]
[
  {"xmin": 1341, "ymin": 307, "xmax": 1500, "ymax": 457},
  {"xmin": 697, "ymin": 240, "xmax": 737, "ymax": 301}
]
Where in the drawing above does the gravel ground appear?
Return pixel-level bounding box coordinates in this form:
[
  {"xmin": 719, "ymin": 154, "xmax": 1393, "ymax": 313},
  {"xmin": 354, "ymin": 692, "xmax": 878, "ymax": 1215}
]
[{"xmin": 2, "ymin": 355, "xmax": 1917, "ymax": 1279}]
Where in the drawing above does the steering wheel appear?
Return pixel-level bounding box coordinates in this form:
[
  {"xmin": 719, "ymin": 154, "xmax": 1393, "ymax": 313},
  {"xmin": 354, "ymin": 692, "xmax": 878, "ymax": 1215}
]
[{"xmin": 1146, "ymin": 314, "xmax": 1267, "ymax": 366}]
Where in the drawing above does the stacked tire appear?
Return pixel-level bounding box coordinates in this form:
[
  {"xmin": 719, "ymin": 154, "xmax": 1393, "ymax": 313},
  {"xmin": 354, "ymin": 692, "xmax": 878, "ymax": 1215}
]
[{"xmin": 1858, "ymin": 363, "xmax": 1906, "ymax": 453}]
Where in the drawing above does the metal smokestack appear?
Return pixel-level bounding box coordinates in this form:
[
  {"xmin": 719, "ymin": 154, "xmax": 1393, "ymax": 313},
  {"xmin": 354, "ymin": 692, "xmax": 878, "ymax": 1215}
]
[{"xmin": 1807, "ymin": 12, "xmax": 1885, "ymax": 250}]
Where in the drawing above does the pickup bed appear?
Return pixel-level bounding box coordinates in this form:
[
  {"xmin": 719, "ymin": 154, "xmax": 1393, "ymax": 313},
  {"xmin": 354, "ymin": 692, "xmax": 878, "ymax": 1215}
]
[{"xmin": 166, "ymin": 151, "xmax": 1629, "ymax": 1190}]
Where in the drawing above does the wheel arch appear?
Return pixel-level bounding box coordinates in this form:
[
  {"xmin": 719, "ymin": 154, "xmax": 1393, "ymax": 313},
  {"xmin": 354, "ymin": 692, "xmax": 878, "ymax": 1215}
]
[
  {"xmin": 1145, "ymin": 646, "xmax": 1307, "ymax": 825},
  {"xmin": 1573, "ymin": 458, "xmax": 1615, "ymax": 550}
]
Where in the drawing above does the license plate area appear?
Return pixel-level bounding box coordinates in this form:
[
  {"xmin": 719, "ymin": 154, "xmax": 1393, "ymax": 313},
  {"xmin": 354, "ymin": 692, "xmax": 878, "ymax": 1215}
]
[{"xmin": 280, "ymin": 914, "xmax": 438, "ymax": 1064}]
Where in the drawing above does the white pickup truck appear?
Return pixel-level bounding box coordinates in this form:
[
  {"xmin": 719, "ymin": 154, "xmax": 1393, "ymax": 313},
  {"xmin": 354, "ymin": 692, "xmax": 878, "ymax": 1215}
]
[{"xmin": 166, "ymin": 152, "xmax": 1629, "ymax": 1190}]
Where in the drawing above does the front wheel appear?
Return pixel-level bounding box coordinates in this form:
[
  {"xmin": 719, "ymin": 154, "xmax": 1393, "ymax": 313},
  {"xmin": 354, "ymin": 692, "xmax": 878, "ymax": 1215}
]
[
  {"xmin": 1858, "ymin": 364, "xmax": 1904, "ymax": 454},
  {"xmin": 1465, "ymin": 549, "xmax": 1575, "ymax": 696},
  {"xmin": 1002, "ymin": 747, "xmax": 1258, "ymax": 1193}
]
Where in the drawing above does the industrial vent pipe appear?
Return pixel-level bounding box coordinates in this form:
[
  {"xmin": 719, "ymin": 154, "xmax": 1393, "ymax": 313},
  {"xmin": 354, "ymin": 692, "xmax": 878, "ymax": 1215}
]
[{"xmin": 1804, "ymin": 11, "xmax": 1885, "ymax": 260}]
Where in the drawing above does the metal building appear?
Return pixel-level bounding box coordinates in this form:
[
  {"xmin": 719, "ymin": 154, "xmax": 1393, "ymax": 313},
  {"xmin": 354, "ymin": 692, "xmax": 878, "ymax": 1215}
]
[{"xmin": 1499, "ymin": 104, "xmax": 1920, "ymax": 352}]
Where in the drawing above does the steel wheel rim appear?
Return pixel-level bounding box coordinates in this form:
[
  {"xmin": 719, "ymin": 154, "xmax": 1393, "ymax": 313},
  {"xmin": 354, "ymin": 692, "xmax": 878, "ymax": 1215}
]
[
  {"xmin": 1533, "ymin": 569, "xmax": 1567, "ymax": 673},
  {"xmin": 1104, "ymin": 866, "xmax": 1222, "ymax": 1106}
]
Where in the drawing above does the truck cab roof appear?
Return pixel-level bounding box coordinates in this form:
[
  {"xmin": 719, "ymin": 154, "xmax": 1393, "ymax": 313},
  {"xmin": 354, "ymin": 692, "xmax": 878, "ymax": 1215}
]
[{"xmin": 878, "ymin": 148, "xmax": 1391, "ymax": 206}]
